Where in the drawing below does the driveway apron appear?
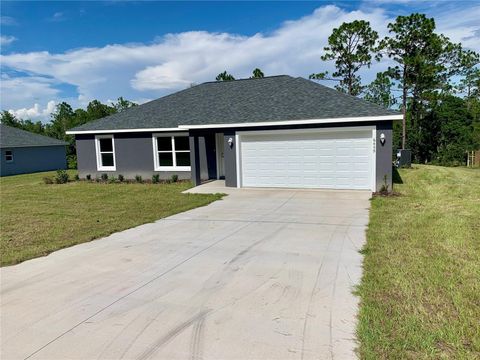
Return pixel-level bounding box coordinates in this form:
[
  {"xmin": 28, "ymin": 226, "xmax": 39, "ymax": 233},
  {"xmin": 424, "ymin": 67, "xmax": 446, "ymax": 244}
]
[{"xmin": 1, "ymin": 188, "xmax": 371, "ymax": 360}]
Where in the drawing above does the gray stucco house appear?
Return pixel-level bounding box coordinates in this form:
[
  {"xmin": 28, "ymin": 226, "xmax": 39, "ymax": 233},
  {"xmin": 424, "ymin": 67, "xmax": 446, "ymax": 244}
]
[
  {"xmin": 0, "ymin": 124, "xmax": 67, "ymax": 176},
  {"xmin": 67, "ymin": 76, "xmax": 401, "ymax": 191}
]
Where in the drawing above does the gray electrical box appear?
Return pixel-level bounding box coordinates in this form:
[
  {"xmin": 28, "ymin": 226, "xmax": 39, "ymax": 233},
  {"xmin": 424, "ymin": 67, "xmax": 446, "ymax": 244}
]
[{"xmin": 396, "ymin": 149, "xmax": 411, "ymax": 168}]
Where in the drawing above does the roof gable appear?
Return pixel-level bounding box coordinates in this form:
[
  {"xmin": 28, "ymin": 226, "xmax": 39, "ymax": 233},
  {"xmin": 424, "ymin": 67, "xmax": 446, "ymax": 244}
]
[{"xmin": 70, "ymin": 75, "xmax": 400, "ymax": 132}]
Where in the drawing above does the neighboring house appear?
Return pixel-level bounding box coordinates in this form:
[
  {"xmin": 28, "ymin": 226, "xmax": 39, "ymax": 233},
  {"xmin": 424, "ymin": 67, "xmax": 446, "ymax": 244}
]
[
  {"xmin": 67, "ymin": 76, "xmax": 402, "ymax": 191},
  {"xmin": 0, "ymin": 124, "xmax": 67, "ymax": 176}
]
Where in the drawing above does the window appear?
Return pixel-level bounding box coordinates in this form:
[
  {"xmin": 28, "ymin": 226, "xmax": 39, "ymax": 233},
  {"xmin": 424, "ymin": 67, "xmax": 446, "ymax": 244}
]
[
  {"xmin": 153, "ymin": 134, "xmax": 190, "ymax": 170},
  {"xmin": 95, "ymin": 135, "xmax": 116, "ymax": 171},
  {"xmin": 5, "ymin": 150, "xmax": 13, "ymax": 163}
]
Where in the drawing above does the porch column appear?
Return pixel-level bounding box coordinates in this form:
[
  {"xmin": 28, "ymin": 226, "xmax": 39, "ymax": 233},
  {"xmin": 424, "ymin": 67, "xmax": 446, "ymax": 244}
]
[
  {"xmin": 189, "ymin": 132, "xmax": 201, "ymax": 186},
  {"xmin": 224, "ymin": 130, "xmax": 237, "ymax": 187},
  {"xmin": 375, "ymin": 121, "xmax": 393, "ymax": 192}
]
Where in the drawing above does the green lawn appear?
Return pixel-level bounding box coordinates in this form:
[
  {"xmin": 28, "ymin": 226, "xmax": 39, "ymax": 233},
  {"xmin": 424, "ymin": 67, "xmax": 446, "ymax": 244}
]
[
  {"xmin": 0, "ymin": 171, "xmax": 223, "ymax": 266},
  {"xmin": 357, "ymin": 165, "xmax": 480, "ymax": 359}
]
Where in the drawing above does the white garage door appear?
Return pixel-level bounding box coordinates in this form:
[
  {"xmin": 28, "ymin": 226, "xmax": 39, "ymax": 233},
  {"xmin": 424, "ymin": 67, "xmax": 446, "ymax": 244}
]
[{"xmin": 239, "ymin": 128, "xmax": 374, "ymax": 190}]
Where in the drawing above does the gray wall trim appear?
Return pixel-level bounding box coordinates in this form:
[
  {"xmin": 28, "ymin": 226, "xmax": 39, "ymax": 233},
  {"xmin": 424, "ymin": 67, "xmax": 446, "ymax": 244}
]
[
  {"xmin": 375, "ymin": 121, "xmax": 393, "ymax": 192},
  {"xmin": 76, "ymin": 132, "xmax": 191, "ymax": 180},
  {"xmin": 198, "ymin": 133, "xmax": 217, "ymax": 181},
  {"xmin": 219, "ymin": 121, "xmax": 394, "ymax": 191},
  {"xmin": 188, "ymin": 132, "xmax": 217, "ymax": 186},
  {"xmin": 76, "ymin": 121, "xmax": 394, "ymax": 191},
  {"xmin": 0, "ymin": 145, "xmax": 66, "ymax": 176},
  {"xmin": 223, "ymin": 130, "xmax": 237, "ymax": 187},
  {"xmin": 189, "ymin": 135, "xmax": 201, "ymax": 186}
]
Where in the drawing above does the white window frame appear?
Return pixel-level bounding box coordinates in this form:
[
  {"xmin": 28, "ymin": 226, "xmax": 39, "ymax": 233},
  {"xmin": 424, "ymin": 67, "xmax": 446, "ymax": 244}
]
[
  {"xmin": 5, "ymin": 149, "xmax": 14, "ymax": 163},
  {"xmin": 152, "ymin": 133, "xmax": 191, "ymax": 171},
  {"xmin": 95, "ymin": 134, "xmax": 116, "ymax": 171}
]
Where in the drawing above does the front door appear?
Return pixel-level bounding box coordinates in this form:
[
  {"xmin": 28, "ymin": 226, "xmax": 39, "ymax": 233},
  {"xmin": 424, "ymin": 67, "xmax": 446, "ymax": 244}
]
[{"xmin": 216, "ymin": 133, "xmax": 225, "ymax": 179}]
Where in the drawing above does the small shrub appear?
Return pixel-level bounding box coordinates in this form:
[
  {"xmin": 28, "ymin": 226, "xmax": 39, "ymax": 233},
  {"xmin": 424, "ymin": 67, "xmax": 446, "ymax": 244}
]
[
  {"xmin": 67, "ymin": 155, "xmax": 77, "ymax": 169},
  {"xmin": 74, "ymin": 174, "xmax": 80, "ymax": 181},
  {"xmin": 101, "ymin": 173, "xmax": 108, "ymax": 182},
  {"xmin": 379, "ymin": 174, "xmax": 389, "ymax": 194},
  {"xmin": 118, "ymin": 174, "xmax": 124, "ymax": 182},
  {"xmin": 171, "ymin": 174, "xmax": 179, "ymax": 183},
  {"xmin": 43, "ymin": 176, "xmax": 54, "ymax": 184},
  {"xmin": 135, "ymin": 175, "xmax": 143, "ymax": 183},
  {"xmin": 152, "ymin": 174, "xmax": 160, "ymax": 184},
  {"xmin": 54, "ymin": 170, "xmax": 70, "ymax": 184},
  {"xmin": 86, "ymin": 174, "xmax": 91, "ymax": 181},
  {"xmin": 109, "ymin": 176, "xmax": 117, "ymax": 184}
]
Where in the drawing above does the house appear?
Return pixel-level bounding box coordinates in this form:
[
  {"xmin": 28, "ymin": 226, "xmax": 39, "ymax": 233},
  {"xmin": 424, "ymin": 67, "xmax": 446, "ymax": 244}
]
[
  {"xmin": 0, "ymin": 124, "xmax": 67, "ymax": 176},
  {"xmin": 67, "ymin": 76, "xmax": 402, "ymax": 191}
]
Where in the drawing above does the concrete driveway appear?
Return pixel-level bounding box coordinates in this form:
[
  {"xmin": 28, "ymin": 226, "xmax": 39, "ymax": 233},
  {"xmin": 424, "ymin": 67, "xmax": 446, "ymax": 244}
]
[{"xmin": 1, "ymin": 186, "xmax": 371, "ymax": 360}]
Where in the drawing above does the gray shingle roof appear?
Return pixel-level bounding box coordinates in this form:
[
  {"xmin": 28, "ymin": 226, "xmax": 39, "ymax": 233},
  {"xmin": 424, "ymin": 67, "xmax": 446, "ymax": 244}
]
[
  {"xmin": 0, "ymin": 124, "xmax": 68, "ymax": 148},
  {"xmin": 70, "ymin": 75, "xmax": 399, "ymax": 132}
]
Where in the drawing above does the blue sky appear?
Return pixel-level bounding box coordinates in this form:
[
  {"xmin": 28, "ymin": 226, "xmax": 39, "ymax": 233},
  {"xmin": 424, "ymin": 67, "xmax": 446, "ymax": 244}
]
[{"xmin": 1, "ymin": 1, "xmax": 479, "ymax": 121}]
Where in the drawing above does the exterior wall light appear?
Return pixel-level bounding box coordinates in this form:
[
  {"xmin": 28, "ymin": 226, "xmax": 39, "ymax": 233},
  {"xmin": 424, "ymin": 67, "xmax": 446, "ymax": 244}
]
[
  {"xmin": 380, "ymin": 133, "xmax": 386, "ymax": 146},
  {"xmin": 228, "ymin": 137, "xmax": 234, "ymax": 148}
]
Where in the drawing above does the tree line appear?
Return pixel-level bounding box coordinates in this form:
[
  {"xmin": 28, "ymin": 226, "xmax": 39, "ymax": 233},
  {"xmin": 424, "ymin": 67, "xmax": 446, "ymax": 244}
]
[
  {"xmin": 308, "ymin": 14, "xmax": 479, "ymax": 165},
  {"xmin": 1, "ymin": 13, "xmax": 479, "ymax": 166},
  {"xmin": 1, "ymin": 98, "xmax": 137, "ymax": 168},
  {"xmin": 218, "ymin": 14, "xmax": 480, "ymax": 165}
]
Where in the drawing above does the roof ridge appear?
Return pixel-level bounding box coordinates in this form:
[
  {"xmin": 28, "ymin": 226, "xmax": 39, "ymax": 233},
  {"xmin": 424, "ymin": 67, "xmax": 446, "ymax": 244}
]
[
  {"xmin": 69, "ymin": 75, "xmax": 294, "ymax": 131},
  {"xmin": 69, "ymin": 74, "xmax": 400, "ymax": 133},
  {"xmin": 201, "ymin": 74, "xmax": 292, "ymax": 85}
]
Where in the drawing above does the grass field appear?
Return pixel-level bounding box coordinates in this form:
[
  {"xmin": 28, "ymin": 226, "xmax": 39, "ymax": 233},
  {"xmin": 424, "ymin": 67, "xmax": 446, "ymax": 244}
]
[
  {"xmin": 0, "ymin": 171, "xmax": 223, "ymax": 266},
  {"xmin": 357, "ymin": 165, "xmax": 480, "ymax": 359}
]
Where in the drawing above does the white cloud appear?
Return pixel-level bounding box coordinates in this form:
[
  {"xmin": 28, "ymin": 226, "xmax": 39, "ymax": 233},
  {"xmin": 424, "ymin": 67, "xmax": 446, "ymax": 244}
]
[
  {"xmin": 0, "ymin": 5, "xmax": 391, "ymax": 112},
  {"xmin": 8, "ymin": 101, "xmax": 56, "ymax": 120},
  {"xmin": 48, "ymin": 12, "xmax": 66, "ymax": 22},
  {"xmin": 0, "ymin": 16, "xmax": 17, "ymax": 26},
  {"xmin": 434, "ymin": 5, "xmax": 480, "ymax": 51},
  {"xmin": 1, "ymin": 35, "xmax": 17, "ymax": 46},
  {"xmin": 0, "ymin": 75, "xmax": 59, "ymax": 111},
  {"xmin": 369, "ymin": 0, "xmax": 416, "ymax": 4},
  {"xmin": 1, "ymin": 4, "xmax": 478, "ymax": 121}
]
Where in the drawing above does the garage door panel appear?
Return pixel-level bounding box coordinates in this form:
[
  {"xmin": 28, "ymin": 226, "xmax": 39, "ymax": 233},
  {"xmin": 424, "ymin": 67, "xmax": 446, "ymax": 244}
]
[
  {"xmin": 304, "ymin": 149, "xmax": 319, "ymax": 156},
  {"xmin": 317, "ymin": 163, "xmax": 334, "ymax": 171},
  {"xmin": 353, "ymin": 161, "xmax": 369, "ymax": 170},
  {"xmin": 288, "ymin": 148, "xmax": 303, "ymax": 156},
  {"xmin": 336, "ymin": 163, "xmax": 353, "ymax": 172},
  {"xmin": 240, "ymin": 130, "xmax": 373, "ymax": 190}
]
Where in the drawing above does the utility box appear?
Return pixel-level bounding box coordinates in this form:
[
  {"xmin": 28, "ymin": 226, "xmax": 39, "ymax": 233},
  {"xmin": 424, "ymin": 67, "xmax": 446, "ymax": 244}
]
[{"xmin": 396, "ymin": 149, "xmax": 411, "ymax": 168}]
